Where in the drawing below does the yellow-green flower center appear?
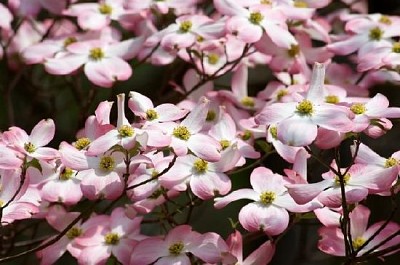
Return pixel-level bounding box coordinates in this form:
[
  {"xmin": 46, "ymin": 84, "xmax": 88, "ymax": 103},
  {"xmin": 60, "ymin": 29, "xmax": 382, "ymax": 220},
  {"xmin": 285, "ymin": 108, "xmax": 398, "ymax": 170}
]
[
  {"xmin": 352, "ymin": 237, "xmax": 366, "ymax": 250},
  {"xmin": 260, "ymin": 0, "xmax": 272, "ymax": 4},
  {"xmin": 249, "ymin": 12, "xmax": 264, "ymax": 25},
  {"xmin": 173, "ymin": 126, "xmax": 191, "ymax": 140},
  {"xmin": 379, "ymin": 15, "xmax": 392, "ymax": 25},
  {"xmin": 149, "ymin": 187, "xmax": 166, "ymax": 199},
  {"xmin": 151, "ymin": 169, "xmax": 159, "ymax": 178},
  {"xmin": 334, "ymin": 173, "xmax": 351, "ymax": 186},
  {"xmin": 179, "ymin": 21, "xmax": 192, "ymax": 33},
  {"xmin": 259, "ymin": 191, "xmax": 276, "ymax": 205},
  {"xmin": 60, "ymin": 168, "xmax": 74, "ymax": 181},
  {"xmin": 270, "ymin": 126, "xmax": 278, "ymax": 140},
  {"xmin": 294, "ymin": 0, "xmax": 308, "ymax": 7},
  {"xmin": 63, "ymin": 36, "xmax": 77, "ymax": 47},
  {"xmin": 325, "ymin": 95, "xmax": 340, "ymax": 104},
  {"xmin": 287, "ymin": 44, "xmax": 300, "ymax": 58},
  {"xmin": 350, "ymin": 103, "xmax": 366, "ymax": 115},
  {"xmin": 276, "ymin": 89, "xmax": 288, "ymax": 101},
  {"xmin": 193, "ymin": 159, "xmax": 208, "ymax": 173},
  {"xmin": 206, "ymin": 110, "xmax": 216, "ymax": 122},
  {"xmin": 98, "ymin": 3, "xmax": 113, "ymax": 15},
  {"xmin": 104, "ymin": 233, "xmax": 120, "ymax": 245},
  {"xmin": 24, "ymin": 142, "xmax": 36, "ymax": 153},
  {"xmin": 392, "ymin": 42, "xmax": 400, "ymax": 53},
  {"xmin": 0, "ymin": 200, "xmax": 4, "ymax": 207},
  {"xmin": 89, "ymin": 47, "xmax": 105, "ymax": 61},
  {"xmin": 118, "ymin": 125, "xmax": 134, "ymax": 137},
  {"xmin": 99, "ymin": 156, "xmax": 115, "ymax": 171},
  {"xmin": 220, "ymin": 140, "xmax": 231, "ymax": 150},
  {"xmin": 241, "ymin": 130, "xmax": 252, "ymax": 141},
  {"xmin": 241, "ymin": 97, "xmax": 255, "ymax": 107},
  {"xmin": 369, "ymin": 27, "xmax": 384, "ymax": 41},
  {"xmin": 146, "ymin": 109, "xmax": 159, "ymax": 121},
  {"xmin": 385, "ymin": 157, "xmax": 398, "ymax": 168},
  {"xmin": 74, "ymin": 137, "xmax": 91, "ymax": 150},
  {"xmin": 169, "ymin": 242, "xmax": 184, "ymax": 256},
  {"xmin": 296, "ymin": 100, "xmax": 314, "ymax": 116},
  {"xmin": 66, "ymin": 226, "xmax": 82, "ymax": 240},
  {"xmin": 207, "ymin": 53, "xmax": 220, "ymax": 65}
]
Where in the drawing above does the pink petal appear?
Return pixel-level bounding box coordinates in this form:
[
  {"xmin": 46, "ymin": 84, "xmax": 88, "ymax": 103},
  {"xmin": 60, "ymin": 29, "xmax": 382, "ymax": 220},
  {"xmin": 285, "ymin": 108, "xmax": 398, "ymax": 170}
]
[
  {"xmin": 318, "ymin": 186, "xmax": 368, "ymax": 208},
  {"xmin": 243, "ymin": 240, "xmax": 275, "ymax": 265},
  {"xmin": 59, "ymin": 142, "xmax": 89, "ymax": 170},
  {"xmin": 349, "ymin": 205, "xmax": 370, "ymax": 239},
  {"xmin": 128, "ymin": 91, "xmax": 154, "ymax": 117},
  {"xmin": 78, "ymin": 245, "xmax": 111, "ymax": 265},
  {"xmin": 214, "ymin": 189, "xmax": 258, "ymax": 209},
  {"xmin": 181, "ymin": 98, "xmax": 209, "ymax": 133},
  {"xmin": 190, "ymin": 172, "xmax": 231, "ymax": 199},
  {"xmin": 278, "ymin": 117, "xmax": 318, "ymax": 147},
  {"xmin": 286, "ymin": 179, "xmax": 332, "ymax": 204},
  {"xmin": 30, "ymin": 119, "xmax": 55, "ymax": 147},
  {"xmin": 188, "ymin": 134, "xmax": 221, "ymax": 162},
  {"xmin": 264, "ymin": 24, "xmax": 297, "ymax": 49},
  {"xmin": 255, "ymin": 103, "xmax": 296, "ymax": 125},
  {"xmin": 87, "ymin": 130, "xmax": 119, "ymax": 155},
  {"xmin": 239, "ymin": 203, "xmax": 289, "ymax": 235},
  {"xmin": 44, "ymin": 54, "xmax": 86, "ymax": 75},
  {"xmin": 84, "ymin": 58, "xmax": 132, "ymax": 88},
  {"xmin": 156, "ymin": 104, "xmax": 188, "ymax": 122}
]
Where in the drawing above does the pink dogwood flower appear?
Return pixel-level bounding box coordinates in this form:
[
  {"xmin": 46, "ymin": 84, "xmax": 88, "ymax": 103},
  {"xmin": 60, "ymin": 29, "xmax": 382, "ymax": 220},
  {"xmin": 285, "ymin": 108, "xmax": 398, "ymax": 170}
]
[
  {"xmin": 64, "ymin": 0, "xmax": 125, "ymax": 30},
  {"xmin": 154, "ymin": 97, "xmax": 221, "ymax": 162},
  {"xmin": 160, "ymin": 145, "xmax": 240, "ymax": 200},
  {"xmin": 318, "ymin": 204, "xmax": 400, "ymax": 257},
  {"xmin": 327, "ymin": 14, "xmax": 400, "ymax": 56},
  {"xmin": 2, "ymin": 119, "xmax": 58, "ymax": 161},
  {"xmin": 215, "ymin": 167, "xmax": 321, "ymax": 235},
  {"xmin": 59, "ymin": 142, "xmax": 126, "ymax": 200},
  {"xmin": 287, "ymin": 163, "xmax": 397, "ymax": 208},
  {"xmin": 76, "ymin": 207, "xmax": 145, "ymax": 265},
  {"xmin": 87, "ymin": 93, "xmax": 148, "ymax": 155},
  {"xmin": 215, "ymin": 0, "xmax": 296, "ymax": 46},
  {"xmin": 255, "ymin": 63, "xmax": 353, "ymax": 147},
  {"xmin": 45, "ymin": 38, "xmax": 143, "ymax": 87},
  {"xmin": 130, "ymin": 225, "xmax": 230, "ymax": 265},
  {"xmin": 36, "ymin": 205, "xmax": 102, "ymax": 265}
]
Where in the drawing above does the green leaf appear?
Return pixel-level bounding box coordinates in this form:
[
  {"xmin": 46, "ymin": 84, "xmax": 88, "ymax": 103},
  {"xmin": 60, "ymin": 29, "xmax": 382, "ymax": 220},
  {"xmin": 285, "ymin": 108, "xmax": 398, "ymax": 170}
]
[{"xmin": 26, "ymin": 158, "xmax": 42, "ymax": 173}]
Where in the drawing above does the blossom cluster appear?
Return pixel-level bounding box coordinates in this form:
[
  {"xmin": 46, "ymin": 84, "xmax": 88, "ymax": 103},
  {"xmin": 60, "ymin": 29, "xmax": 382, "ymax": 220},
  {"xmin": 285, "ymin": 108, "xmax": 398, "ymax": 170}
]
[{"xmin": 1, "ymin": 0, "xmax": 400, "ymax": 264}]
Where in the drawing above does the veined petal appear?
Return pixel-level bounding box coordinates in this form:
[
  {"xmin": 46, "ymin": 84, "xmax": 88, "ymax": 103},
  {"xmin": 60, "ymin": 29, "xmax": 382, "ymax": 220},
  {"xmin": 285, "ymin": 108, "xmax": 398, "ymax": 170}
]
[
  {"xmin": 214, "ymin": 189, "xmax": 258, "ymax": 209},
  {"xmin": 243, "ymin": 240, "xmax": 275, "ymax": 265},
  {"xmin": 318, "ymin": 186, "xmax": 368, "ymax": 208},
  {"xmin": 255, "ymin": 103, "xmax": 297, "ymax": 125},
  {"xmin": 181, "ymin": 97, "xmax": 209, "ymax": 133},
  {"xmin": 190, "ymin": 172, "xmax": 231, "ymax": 199},
  {"xmin": 59, "ymin": 142, "xmax": 89, "ymax": 170},
  {"xmin": 188, "ymin": 134, "xmax": 221, "ymax": 162},
  {"xmin": 86, "ymin": 130, "xmax": 119, "ymax": 155},
  {"xmin": 312, "ymin": 104, "xmax": 353, "ymax": 132},
  {"xmin": 264, "ymin": 23, "xmax": 297, "ymax": 49},
  {"xmin": 278, "ymin": 117, "xmax": 318, "ymax": 147},
  {"xmin": 84, "ymin": 58, "xmax": 132, "ymax": 88},
  {"xmin": 349, "ymin": 205, "xmax": 370, "ymax": 239},
  {"xmin": 44, "ymin": 54, "xmax": 86, "ymax": 75},
  {"xmin": 30, "ymin": 119, "xmax": 55, "ymax": 147},
  {"xmin": 352, "ymin": 142, "xmax": 386, "ymax": 165},
  {"xmin": 239, "ymin": 203, "xmax": 289, "ymax": 235},
  {"xmin": 286, "ymin": 179, "xmax": 332, "ymax": 204}
]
